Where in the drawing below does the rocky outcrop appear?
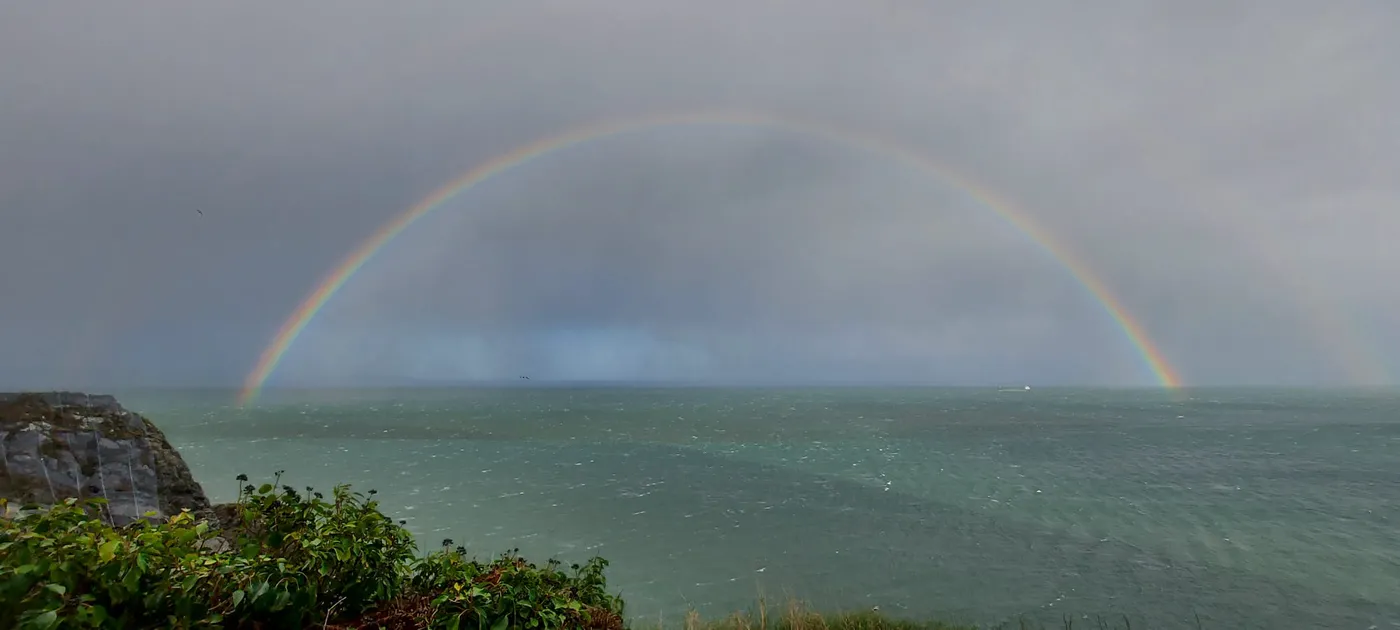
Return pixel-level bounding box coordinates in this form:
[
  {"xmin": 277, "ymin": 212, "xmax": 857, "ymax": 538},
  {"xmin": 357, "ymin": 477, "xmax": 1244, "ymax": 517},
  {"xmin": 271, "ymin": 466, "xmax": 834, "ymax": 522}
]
[{"xmin": 0, "ymin": 392, "xmax": 210, "ymax": 526}]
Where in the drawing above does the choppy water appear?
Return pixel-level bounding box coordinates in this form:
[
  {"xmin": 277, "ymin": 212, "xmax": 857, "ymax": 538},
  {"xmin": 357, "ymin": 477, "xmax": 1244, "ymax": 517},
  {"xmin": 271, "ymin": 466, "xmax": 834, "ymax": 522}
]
[{"xmin": 120, "ymin": 387, "xmax": 1400, "ymax": 629}]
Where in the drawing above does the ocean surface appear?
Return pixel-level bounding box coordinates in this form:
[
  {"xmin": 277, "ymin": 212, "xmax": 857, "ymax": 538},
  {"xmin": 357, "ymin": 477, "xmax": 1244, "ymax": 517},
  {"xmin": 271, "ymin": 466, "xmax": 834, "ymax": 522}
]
[{"xmin": 115, "ymin": 387, "xmax": 1399, "ymax": 629}]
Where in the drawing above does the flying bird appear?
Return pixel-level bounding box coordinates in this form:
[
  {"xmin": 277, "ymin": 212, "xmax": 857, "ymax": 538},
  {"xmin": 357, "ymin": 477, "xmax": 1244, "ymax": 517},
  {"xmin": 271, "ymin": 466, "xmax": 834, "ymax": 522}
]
[
  {"xmin": 196, "ymin": 209, "xmax": 203, "ymax": 216},
  {"xmin": 519, "ymin": 376, "xmax": 530, "ymax": 380}
]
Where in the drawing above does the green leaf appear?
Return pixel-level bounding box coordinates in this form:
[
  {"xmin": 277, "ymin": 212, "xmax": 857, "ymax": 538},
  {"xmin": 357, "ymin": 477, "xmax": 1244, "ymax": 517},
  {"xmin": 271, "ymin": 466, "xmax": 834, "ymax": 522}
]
[
  {"xmin": 86, "ymin": 604, "xmax": 109, "ymax": 624},
  {"xmin": 98, "ymin": 540, "xmax": 119, "ymax": 562},
  {"xmin": 231, "ymin": 589, "xmax": 245, "ymax": 607},
  {"xmin": 28, "ymin": 609, "xmax": 59, "ymax": 630},
  {"xmin": 122, "ymin": 567, "xmax": 141, "ymax": 591},
  {"xmin": 44, "ymin": 583, "xmax": 66, "ymax": 596},
  {"xmin": 257, "ymin": 484, "xmax": 273, "ymax": 494},
  {"xmin": 491, "ymin": 615, "xmax": 509, "ymax": 630}
]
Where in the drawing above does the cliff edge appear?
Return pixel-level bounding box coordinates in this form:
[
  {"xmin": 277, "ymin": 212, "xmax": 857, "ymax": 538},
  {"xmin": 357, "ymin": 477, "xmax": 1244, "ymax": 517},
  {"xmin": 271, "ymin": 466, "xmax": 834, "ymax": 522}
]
[{"xmin": 0, "ymin": 391, "xmax": 209, "ymax": 525}]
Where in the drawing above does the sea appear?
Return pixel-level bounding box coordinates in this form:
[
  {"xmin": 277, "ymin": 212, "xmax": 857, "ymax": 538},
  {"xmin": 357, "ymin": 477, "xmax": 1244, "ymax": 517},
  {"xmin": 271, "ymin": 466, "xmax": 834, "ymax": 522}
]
[{"xmin": 112, "ymin": 386, "xmax": 1399, "ymax": 629}]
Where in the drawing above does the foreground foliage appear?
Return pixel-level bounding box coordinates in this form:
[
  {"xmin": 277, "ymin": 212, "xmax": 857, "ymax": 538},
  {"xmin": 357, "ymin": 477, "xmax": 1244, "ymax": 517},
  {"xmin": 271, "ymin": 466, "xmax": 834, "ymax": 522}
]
[
  {"xmin": 1, "ymin": 474, "xmax": 1150, "ymax": 630},
  {"xmin": 0, "ymin": 473, "xmax": 624, "ymax": 629}
]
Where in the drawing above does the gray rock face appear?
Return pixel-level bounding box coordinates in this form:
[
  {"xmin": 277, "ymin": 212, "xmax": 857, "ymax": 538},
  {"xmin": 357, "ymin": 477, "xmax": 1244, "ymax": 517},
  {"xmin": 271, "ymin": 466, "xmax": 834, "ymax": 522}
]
[{"xmin": 0, "ymin": 392, "xmax": 209, "ymax": 526}]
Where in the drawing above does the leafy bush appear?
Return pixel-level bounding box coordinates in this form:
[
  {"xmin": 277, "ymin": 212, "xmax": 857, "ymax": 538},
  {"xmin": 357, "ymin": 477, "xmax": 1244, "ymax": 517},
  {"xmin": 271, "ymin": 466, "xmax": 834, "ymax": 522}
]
[
  {"xmin": 412, "ymin": 543, "xmax": 624, "ymax": 630},
  {"xmin": 0, "ymin": 473, "xmax": 625, "ymax": 629},
  {"xmin": 226, "ymin": 472, "xmax": 417, "ymax": 619},
  {"xmin": 0, "ymin": 497, "xmax": 219, "ymax": 628}
]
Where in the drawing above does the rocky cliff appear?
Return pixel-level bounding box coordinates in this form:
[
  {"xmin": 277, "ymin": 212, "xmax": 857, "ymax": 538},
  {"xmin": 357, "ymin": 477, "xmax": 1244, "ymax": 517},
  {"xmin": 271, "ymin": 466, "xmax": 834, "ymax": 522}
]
[{"xmin": 0, "ymin": 392, "xmax": 209, "ymax": 526}]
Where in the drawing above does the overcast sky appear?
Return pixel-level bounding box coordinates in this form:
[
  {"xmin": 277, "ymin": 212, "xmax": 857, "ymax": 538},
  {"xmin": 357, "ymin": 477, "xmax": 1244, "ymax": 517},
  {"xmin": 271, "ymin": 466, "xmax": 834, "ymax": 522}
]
[{"xmin": 1, "ymin": 0, "xmax": 1397, "ymax": 389}]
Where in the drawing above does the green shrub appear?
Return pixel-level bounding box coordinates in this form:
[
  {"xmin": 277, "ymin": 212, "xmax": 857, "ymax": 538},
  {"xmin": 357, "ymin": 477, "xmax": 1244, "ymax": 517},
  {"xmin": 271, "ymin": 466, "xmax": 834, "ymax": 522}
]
[
  {"xmin": 226, "ymin": 472, "xmax": 418, "ymax": 619},
  {"xmin": 0, "ymin": 496, "xmax": 282, "ymax": 629},
  {"xmin": 0, "ymin": 473, "xmax": 625, "ymax": 629},
  {"xmin": 412, "ymin": 544, "xmax": 625, "ymax": 630}
]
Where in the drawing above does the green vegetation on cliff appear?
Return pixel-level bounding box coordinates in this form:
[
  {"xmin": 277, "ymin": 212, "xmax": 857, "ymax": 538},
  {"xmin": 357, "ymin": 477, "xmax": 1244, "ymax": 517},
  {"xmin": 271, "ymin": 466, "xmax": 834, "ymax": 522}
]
[{"xmin": 1, "ymin": 473, "xmax": 624, "ymax": 629}]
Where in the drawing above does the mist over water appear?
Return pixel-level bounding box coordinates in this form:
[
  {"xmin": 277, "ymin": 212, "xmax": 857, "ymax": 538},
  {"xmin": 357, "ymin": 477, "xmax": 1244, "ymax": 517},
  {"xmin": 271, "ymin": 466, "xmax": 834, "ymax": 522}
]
[{"xmin": 122, "ymin": 386, "xmax": 1400, "ymax": 629}]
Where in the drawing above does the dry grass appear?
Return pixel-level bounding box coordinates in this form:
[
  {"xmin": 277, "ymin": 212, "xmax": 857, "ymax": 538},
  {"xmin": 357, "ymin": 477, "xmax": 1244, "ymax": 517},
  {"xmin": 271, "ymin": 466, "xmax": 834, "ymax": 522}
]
[
  {"xmin": 646, "ymin": 598, "xmax": 976, "ymax": 630},
  {"xmin": 643, "ymin": 597, "xmax": 1164, "ymax": 630}
]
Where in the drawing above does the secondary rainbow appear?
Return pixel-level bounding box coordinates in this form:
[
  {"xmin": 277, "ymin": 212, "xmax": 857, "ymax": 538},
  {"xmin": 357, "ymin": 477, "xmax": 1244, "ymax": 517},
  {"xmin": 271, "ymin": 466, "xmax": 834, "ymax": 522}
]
[
  {"xmin": 239, "ymin": 110, "xmax": 1184, "ymax": 404},
  {"xmin": 1126, "ymin": 128, "xmax": 1392, "ymax": 386}
]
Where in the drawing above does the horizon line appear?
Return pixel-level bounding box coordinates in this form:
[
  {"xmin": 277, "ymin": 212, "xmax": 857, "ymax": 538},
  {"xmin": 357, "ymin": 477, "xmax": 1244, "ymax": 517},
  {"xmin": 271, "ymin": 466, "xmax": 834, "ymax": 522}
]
[{"xmin": 23, "ymin": 381, "xmax": 1397, "ymax": 393}]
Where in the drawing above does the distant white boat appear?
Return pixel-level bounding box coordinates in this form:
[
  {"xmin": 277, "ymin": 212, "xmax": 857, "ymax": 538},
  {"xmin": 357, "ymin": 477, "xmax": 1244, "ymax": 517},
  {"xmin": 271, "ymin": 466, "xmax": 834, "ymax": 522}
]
[{"xmin": 997, "ymin": 386, "xmax": 1032, "ymax": 392}]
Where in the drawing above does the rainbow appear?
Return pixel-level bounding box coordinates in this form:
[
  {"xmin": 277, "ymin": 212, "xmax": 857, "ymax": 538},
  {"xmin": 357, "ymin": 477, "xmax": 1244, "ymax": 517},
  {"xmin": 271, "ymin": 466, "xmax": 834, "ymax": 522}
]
[{"xmin": 238, "ymin": 111, "xmax": 1183, "ymax": 405}]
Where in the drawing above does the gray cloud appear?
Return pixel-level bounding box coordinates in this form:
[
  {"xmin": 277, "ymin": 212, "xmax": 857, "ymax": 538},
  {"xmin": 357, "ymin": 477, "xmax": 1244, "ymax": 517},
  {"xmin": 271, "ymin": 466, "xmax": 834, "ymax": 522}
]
[{"xmin": 1, "ymin": 0, "xmax": 1397, "ymax": 388}]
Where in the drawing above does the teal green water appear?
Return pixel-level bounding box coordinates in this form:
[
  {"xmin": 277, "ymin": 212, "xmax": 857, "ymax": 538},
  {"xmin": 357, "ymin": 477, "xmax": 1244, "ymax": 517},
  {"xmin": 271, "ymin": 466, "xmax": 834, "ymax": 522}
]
[{"xmin": 121, "ymin": 387, "xmax": 1400, "ymax": 629}]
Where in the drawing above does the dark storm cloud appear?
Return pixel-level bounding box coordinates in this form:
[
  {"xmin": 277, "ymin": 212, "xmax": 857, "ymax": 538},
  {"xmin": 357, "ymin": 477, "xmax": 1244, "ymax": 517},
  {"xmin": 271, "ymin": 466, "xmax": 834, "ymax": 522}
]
[{"xmin": 1, "ymin": 0, "xmax": 1397, "ymax": 388}]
